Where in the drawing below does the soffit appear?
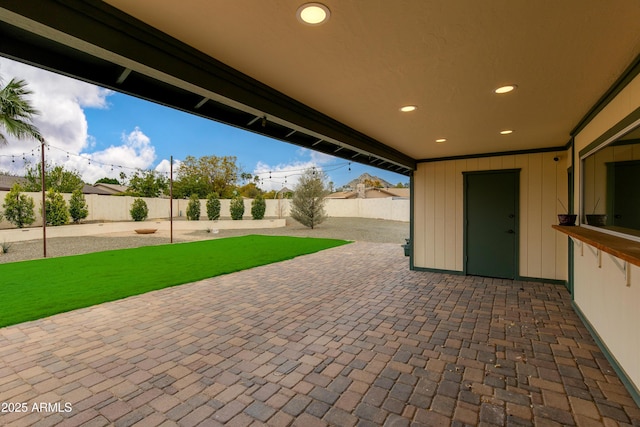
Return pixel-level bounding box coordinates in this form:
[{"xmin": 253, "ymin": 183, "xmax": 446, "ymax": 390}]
[{"xmin": 102, "ymin": 0, "xmax": 640, "ymax": 160}]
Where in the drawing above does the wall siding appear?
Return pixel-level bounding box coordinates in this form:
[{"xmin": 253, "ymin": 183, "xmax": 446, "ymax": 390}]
[
  {"xmin": 572, "ymin": 72, "xmax": 640, "ymax": 396},
  {"xmin": 413, "ymin": 152, "xmax": 568, "ymax": 280}
]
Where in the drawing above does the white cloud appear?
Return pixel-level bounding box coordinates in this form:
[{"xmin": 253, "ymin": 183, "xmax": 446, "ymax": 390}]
[
  {"xmin": 155, "ymin": 158, "xmax": 182, "ymax": 176},
  {"xmin": 252, "ymin": 160, "xmax": 320, "ymax": 192},
  {"xmin": 0, "ymin": 58, "xmax": 161, "ymax": 184}
]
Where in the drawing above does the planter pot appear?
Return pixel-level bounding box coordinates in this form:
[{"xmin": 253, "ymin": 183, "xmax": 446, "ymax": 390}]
[
  {"xmin": 557, "ymin": 214, "xmax": 577, "ymax": 226},
  {"xmin": 135, "ymin": 228, "xmax": 158, "ymax": 234},
  {"xmin": 586, "ymin": 214, "xmax": 607, "ymax": 226}
]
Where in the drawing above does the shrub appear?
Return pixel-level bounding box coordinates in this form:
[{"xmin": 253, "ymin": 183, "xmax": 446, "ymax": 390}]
[
  {"xmin": 43, "ymin": 189, "xmax": 69, "ymax": 226},
  {"xmin": 69, "ymin": 189, "xmax": 89, "ymax": 223},
  {"xmin": 251, "ymin": 194, "xmax": 266, "ymax": 220},
  {"xmin": 290, "ymin": 168, "xmax": 329, "ymax": 229},
  {"xmin": 2, "ymin": 183, "xmax": 36, "ymax": 228},
  {"xmin": 186, "ymin": 194, "xmax": 201, "ymax": 220},
  {"xmin": 130, "ymin": 198, "xmax": 148, "ymax": 221},
  {"xmin": 1, "ymin": 241, "xmax": 12, "ymax": 254},
  {"xmin": 230, "ymin": 195, "xmax": 245, "ymax": 220},
  {"xmin": 206, "ymin": 192, "xmax": 221, "ymax": 220}
]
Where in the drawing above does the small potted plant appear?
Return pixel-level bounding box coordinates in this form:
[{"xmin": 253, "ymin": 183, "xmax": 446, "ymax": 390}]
[
  {"xmin": 557, "ymin": 199, "xmax": 576, "ymax": 226},
  {"xmin": 585, "ymin": 198, "xmax": 607, "ymax": 226}
]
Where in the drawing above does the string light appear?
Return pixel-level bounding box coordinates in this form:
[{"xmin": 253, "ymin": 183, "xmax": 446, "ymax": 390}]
[{"xmin": 1, "ymin": 141, "xmax": 360, "ymax": 188}]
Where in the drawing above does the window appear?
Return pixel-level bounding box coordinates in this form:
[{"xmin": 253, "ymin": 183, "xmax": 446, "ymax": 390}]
[{"xmin": 581, "ymin": 122, "xmax": 640, "ymax": 241}]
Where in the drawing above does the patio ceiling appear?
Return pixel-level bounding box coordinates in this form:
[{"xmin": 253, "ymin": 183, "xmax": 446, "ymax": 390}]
[{"xmin": 1, "ymin": 1, "xmax": 640, "ymax": 175}]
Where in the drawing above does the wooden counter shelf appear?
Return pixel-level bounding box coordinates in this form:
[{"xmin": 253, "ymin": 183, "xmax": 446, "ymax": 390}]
[{"xmin": 553, "ymin": 225, "xmax": 640, "ymax": 268}]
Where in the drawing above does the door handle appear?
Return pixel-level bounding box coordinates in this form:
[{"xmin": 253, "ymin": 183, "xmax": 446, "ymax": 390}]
[
  {"xmin": 508, "ymin": 214, "xmax": 515, "ymax": 218},
  {"xmin": 507, "ymin": 229, "xmax": 515, "ymax": 234}
]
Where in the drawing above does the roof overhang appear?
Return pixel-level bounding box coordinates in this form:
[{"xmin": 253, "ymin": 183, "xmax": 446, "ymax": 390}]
[{"xmin": 0, "ymin": 1, "xmax": 415, "ymax": 175}]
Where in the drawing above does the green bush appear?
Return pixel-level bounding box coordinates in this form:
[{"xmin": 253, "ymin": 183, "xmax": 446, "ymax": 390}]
[
  {"xmin": 206, "ymin": 192, "xmax": 221, "ymax": 220},
  {"xmin": 230, "ymin": 195, "xmax": 245, "ymax": 220},
  {"xmin": 130, "ymin": 198, "xmax": 148, "ymax": 221},
  {"xmin": 2, "ymin": 183, "xmax": 35, "ymax": 228},
  {"xmin": 69, "ymin": 189, "xmax": 89, "ymax": 223},
  {"xmin": 43, "ymin": 189, "xmax": 69, "ymax": 226},
  {"xmin": 186, "ymin": 194, "xmax": 201, "ymax": 220},
  {"xmin": 251, "ymin": 194, "xmax": 266, "ymax": 220}
]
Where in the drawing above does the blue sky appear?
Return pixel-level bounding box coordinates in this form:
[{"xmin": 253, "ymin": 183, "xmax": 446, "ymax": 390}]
[{"xmin": 0, "ymin": 57, "xmax": 408, "ymax": 191}]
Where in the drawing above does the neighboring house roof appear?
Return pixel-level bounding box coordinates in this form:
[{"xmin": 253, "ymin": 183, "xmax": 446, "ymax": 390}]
[
  {"xmin": 326, "ymin": 191, "xmax": 357, "ymax": 199},
  {"xmin": 93, "ymin": 183, "xmax": 129, "ymax": 195},
  {"xmin": 377, "ymin": 188, "xmax": 410, "ymax": 198},
  {"xmin": 82, "ymin": 184, "xmax": 113, "ymax": 195},
  {"xmin": 327, "ymin": 187, "xmax": 409, "ymax": 199},
  {"xmin": 0, "ymin": 175, "xmax": 28, "ymax": 191}
]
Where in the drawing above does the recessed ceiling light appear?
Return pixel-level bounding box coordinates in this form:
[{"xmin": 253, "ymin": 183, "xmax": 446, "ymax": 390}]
[
  {"xmin": 435, "ymin": 138, "xmax": 447, "ymax": 143},
  {"xmin": 500, "ymin": 130, "xmax": 513, "ymax": 135},
  {"xmin": 297, "ymin": 3, "xmax": 331, "ymax": 25},
  {"xmin": 494, "ymin": 85, "xmax": 517, "ymax": 94},
  {"xmin": 399, "ymin": 105, "xmax": 417, "ymax": 112}
]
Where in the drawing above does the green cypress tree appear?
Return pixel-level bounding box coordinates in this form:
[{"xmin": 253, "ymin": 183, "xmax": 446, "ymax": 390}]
[
  {"xmin": 69, "ymin": 189, "xmax": 89, "ymax": 223},
  {"xmin": 206, "ymin": 192, "xmax": 221, "ymax": 220},
  {"xmin": 2, "ymin": 183, "xmax": 35, "ymax": 228},
  {"xmin": 251, "ymin": 193, "xmax": 266, "ymax": 220},
  {"xmin": 43, "ymin": 189, "xmax": 69, "ymax": 226},
  {"xmin": 186, "ymin": 194, "xmax": 201, "ymax": 220}
]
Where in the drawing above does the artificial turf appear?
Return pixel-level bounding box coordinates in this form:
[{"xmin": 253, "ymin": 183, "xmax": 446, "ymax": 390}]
[{"xmin": 0, "ymin": 235, "xmax": 350, "ymax": 328}]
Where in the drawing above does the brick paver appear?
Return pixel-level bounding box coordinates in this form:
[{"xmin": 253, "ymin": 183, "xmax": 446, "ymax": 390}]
[{"xmin": 0, "ymin": 242, "xmax": 638, "ymax": 425}]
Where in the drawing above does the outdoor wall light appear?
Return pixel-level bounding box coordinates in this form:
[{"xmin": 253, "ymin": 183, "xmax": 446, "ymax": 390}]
[
  {"xmin": 500, "ymin": 129, "xmax": 514, "ymax": 135},
  {"xmin": 297, "ymin": 3, "xmax": 331, "ymax": 25},
  {"xmin": 435, "ymin": 138, "xmax": 447, "ymax": 143}
]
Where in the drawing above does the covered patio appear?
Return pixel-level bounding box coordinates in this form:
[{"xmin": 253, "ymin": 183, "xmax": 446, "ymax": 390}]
[{"xmin": 1, "ymin": 242, "xmax": 637, "ymax": 426}]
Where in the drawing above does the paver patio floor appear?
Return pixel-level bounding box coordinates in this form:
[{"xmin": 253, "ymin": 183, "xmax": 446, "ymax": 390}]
[{"xmin": 1, "ymin": 242, "xmax": 638, "ymax": 426}]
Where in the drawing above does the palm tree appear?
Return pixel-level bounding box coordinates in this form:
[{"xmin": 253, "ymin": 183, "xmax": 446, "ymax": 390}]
[{"xmin": 0, "ymin": 77, "xmax": 42, "ymax": 145}]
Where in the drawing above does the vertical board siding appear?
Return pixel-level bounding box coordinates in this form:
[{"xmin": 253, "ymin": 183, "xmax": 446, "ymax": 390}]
[
  {"xmin": 445, "ymin": 161, "xmax": 458, "ymax": 270},
  {"xmin": 413, "ymin": 165, "xmax": 426, "ymax": 266},
  {"xmin": 414, "ymin": 151, "xmax": 568, "ymax": 280},
  {"xmin": 572, "ymin": 73, "xmax": 640, "ymax": 396},
  {"xmin": 541, "ymin": 153, "xmax": 560, "ymax": 279},
  {"xmin": 434, "ymin": 163, "xmax": 446, "ymax": 268}
]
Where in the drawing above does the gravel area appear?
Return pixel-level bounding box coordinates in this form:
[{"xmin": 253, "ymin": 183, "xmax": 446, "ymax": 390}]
[{"xmin": 0, "ymin": 217, "xmax": 409, "ymax": 264}]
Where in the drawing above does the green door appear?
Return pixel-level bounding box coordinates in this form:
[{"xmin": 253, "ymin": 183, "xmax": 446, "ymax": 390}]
[{"xmin": 464, "ymin": 170, "xmax": 519, "ymax": 279}]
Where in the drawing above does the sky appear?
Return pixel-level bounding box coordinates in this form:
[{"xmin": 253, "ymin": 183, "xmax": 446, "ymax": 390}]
[{"xmin": 0, "ymin": 57, "xmax": 408, "ymax": 192}]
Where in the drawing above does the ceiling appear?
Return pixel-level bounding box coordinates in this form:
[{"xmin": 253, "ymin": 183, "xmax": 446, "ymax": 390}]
[{"xmin": 2, "ymin": 1, "xmax": 640, "ymax": 173}]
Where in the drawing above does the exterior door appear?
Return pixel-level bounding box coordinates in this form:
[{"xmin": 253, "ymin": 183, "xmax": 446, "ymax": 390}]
[{"xmin": 464, "ymin": 170, "xmax": 519, "ymax": 279}]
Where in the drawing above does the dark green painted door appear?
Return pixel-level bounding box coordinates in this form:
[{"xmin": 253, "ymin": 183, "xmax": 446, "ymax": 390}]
[{"xmin": 465, "ymin": 171, "xmax": 518, "ymax": 279}]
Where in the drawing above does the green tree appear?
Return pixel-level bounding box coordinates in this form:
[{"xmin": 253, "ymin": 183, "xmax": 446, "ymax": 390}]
[
  {"xmin": 69, "ymin": 189, "xmax": 89, "ymax": 223},
  {"xmin": 290, "ymin": 168, "xmax": 329, "ymax": 229},
  {"xmin": 95, "ymin": 177, "xmax": 120, "ymax": 185},
  {"xmin": 251, "ymin": 193, "xmax": 266, "ymax": 220},
  {"xmin": 186, "ymin": 194, "xmax": 201, "ymax": 220},
  {"xmin": 130, "ymin": 198, "xmax": 148, "ymax": 221},
  {"xmin": 43, "ymin": 189, "xmax": 69, "ymax": 226},
  {"xmin": 2, "ymin": 183, "xmax": 36, "ymax": 228},
  {"xmin": 206, "ymin": 192, "xmax": 221, "ymax": 220},
  {"xmin": 0, "ymin": 77, "xmax": 42, "ymax": 145},
  {"xmin": 24, "ymin": 163, "xmax": 84, "ymax": 193},
  {"xmin": 230, "ymin": 195, "xmax": 245, "ymax": 220},
  {"xmin": 127, "ymin": 170, "xmax": 168, "ymax": 197},
  {"xmin": 238, "ymin": 182, "xmax": 261, "ymax": 198},
  {"xmin": 173, "ymin": 155, "xmax": 240, "ymax": 199}
]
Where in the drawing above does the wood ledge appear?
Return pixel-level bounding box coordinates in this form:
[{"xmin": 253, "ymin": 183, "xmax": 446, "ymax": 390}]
[{"xmin": 553, "ymin": 225, "xmax": 640, "ymax": 268}]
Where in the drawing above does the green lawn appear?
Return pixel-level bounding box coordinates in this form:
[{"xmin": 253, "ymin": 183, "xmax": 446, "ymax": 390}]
[{"xmin": 0, "ymin": 235, "xmax": 349, "ymax": 328}]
